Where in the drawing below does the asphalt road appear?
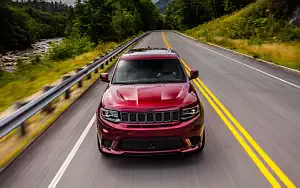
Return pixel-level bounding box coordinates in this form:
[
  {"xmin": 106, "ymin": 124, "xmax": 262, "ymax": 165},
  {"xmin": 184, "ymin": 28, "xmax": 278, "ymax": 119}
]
[{"xmin": 1, "ymin": 31, "xmax": 300, "ymax": 188}]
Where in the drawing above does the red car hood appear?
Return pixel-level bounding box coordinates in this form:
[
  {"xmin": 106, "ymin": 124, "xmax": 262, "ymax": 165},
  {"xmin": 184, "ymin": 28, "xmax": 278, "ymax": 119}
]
[{"xmin": 102, "ymin": 83, "xmax": 197, "ymax": 110}]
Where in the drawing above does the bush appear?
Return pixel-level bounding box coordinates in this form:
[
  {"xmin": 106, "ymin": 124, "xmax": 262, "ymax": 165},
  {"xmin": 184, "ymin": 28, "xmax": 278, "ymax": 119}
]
[
  {"xmin": 187, "ymin": 1, "xmax": 300, "ymax": 43},
  {"xmin": 47, "ymin": 36, "xmax": 95, "ymax": 61},
  {"xmin": 185, "ymin": 1, "xmax": 300, "ymax": 71}
]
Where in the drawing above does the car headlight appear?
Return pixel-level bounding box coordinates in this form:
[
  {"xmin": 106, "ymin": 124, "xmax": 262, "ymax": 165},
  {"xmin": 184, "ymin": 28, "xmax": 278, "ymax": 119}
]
[
  {"xmin": 181, "ymin": 105, "xmax": 200, "ymax": 121},
  {"xmin": 101, "ymin": 108, "xmax": 120, "ymax": 123}
]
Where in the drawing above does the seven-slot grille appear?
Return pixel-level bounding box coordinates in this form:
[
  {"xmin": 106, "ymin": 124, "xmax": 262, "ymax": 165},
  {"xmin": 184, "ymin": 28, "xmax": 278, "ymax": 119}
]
[{"xmin": 121, "ymin": 110, "xmax": 179, "ymax": 123}]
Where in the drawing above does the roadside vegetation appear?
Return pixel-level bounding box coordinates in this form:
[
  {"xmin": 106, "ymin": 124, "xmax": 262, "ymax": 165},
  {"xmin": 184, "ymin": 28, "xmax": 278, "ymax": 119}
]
[
  {"xmin": 165, "ymin": 0, "xmax": 253, "ymax": 31},
  {"xmin": 165, "ymin": 0, "xmax": 300, "ymax": 71},
  {"xmin": 0, "ymin": 0, "xmax": 158, "ymax": 168},
  {"xmin": 186, "ymin": 1, "xmax": 300, "ymax": 70},
  {"xmin": 0, "ymin": 0, "xmax": 70, "ymax": 53},
  {"xmin": 0, "ymin": 41, "xmax": 117, "ymax": 113},
  {"xmin": 0, "ymin": 0, "xmax": 162, "ymax": 113},
  {"xmin": 0, "ymin": 50, "xmax": 123, "ymax": 168}
]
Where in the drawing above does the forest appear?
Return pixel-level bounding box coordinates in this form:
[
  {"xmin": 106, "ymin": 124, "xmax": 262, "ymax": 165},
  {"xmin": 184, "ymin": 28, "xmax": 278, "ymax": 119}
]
[
  {"xmin": 176, "ymin": 0, "xmax": 300, "ymax": 70},
  {"xmin": 0, "ymin": 0, "xmax": 71, "ymax": 53},
  {"xmin": 165, "ymin": 0, "xmax": 300, "ymax": 36},
  {"xmin": 0, "ymin": 0, "xmax": 162, "ymax": 53},
  {"xmin": 1, "ymin": 0, "xmax": 300, "ymax": 110},
  {"xmin": 2, "ymin": 0, "xmax": 300, "ymax": 68},
  {"xmin": 0, "ymin": 0, "xmax": 163, "ymax": 112},
  {"xmin": 164, "ymin": 0, "xmax": 255, "ymax": 30}
]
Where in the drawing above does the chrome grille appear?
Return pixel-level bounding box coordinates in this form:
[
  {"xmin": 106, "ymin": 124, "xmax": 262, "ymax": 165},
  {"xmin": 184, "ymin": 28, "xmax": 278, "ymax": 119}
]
[
  {"xmin": 129, "ymin": 113, "xmax": 137, "ymax": 122},
  {"xmin": 120, "ymin": 110, "xmax": 179, "ymax": 124}
]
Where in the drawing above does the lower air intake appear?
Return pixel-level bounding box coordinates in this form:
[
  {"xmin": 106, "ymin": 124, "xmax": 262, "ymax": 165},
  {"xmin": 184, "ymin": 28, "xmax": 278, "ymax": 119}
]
[{"xmin": 119, "ymin": 137, "xmax": 183, "ymax": 151}]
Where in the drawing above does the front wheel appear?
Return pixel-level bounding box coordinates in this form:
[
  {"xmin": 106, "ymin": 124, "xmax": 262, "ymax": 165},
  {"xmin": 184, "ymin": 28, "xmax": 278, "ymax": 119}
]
[
  {"xmin": 190, "ymin": 128, "xmax": 206, "ymax": 155},
  {"xmin": 97, "ymin": 134, "xmax": 106, "ymax": 154},
  {"xmin": 198, "ymin": 128, "xmax": 206, "ymax": 152}
]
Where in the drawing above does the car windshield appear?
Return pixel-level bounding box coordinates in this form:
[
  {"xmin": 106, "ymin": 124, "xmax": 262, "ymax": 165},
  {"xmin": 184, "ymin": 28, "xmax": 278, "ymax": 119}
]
[{"xmin": 112, "ymin": 59, "xmax": 187, "ymax": 84}]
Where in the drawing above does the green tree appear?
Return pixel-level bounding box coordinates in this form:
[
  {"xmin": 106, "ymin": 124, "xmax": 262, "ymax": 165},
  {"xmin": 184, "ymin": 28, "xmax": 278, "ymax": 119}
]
[
  {"xmin": 0, "ymin": 0, "xmax": 70, "ymax": 53},
  {"xmin": 71, "ymin": 0, "xmax": 162, "ymax": 43},
  {"xmin": 0, "ymin": 0, "xmax": 33, "ymax": 52},
  {"xmin": 165, "ymin": 0, "xmax": 254, "ymax": 30}
]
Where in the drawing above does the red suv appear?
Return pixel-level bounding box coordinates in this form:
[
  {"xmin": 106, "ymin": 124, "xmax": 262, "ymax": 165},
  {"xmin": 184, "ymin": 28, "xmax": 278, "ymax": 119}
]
[{"xmin": 96, "ymin": 48, "xmax": 205, "ymax": 155}]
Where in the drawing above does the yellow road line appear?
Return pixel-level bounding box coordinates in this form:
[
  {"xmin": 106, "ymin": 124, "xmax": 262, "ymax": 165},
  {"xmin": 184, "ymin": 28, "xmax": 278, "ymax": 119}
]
[
  {"xmin": 162, "ymin": 32, "xmax": 171, "ymax": 48},
  {"xmin": 161, "ymin": 31, "xmax": 296, "ymax": 187},
  {"xmin": 183, "ymin": 68, "xmax": 281, "ymax": 187},
  {"xmin": 182, "ymin": 58, "xmax": 296, "ymax": 188}
]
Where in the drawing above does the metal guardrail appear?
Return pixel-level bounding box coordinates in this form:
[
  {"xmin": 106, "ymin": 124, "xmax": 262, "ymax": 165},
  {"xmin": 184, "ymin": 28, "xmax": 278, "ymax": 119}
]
[{"xmin": 0, "ymin": 32, "xmax": 149, "ymax": 138}]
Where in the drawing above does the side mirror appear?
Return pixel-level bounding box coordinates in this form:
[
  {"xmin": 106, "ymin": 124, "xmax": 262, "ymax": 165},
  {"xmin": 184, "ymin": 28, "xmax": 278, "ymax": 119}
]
[
  {"xmin": 100, "ymin": 73, "xmax": 110, "ymax": 83},
  {"xmin": 189, "ymin": 70, "xmax": 199, "ymax": 80}
]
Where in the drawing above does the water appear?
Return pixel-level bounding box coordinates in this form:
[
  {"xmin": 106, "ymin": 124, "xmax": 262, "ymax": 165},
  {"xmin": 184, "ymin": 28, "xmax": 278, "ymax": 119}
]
[{"xmin": 0, "ymin": 38, "xmax": 63, "ymax": 72}]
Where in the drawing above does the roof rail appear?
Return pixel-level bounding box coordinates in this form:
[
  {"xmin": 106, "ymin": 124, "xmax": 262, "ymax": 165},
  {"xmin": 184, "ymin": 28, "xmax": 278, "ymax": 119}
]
[{"xmin": 127, "ymin": 47, "xmax": 173, "ymax": 53}]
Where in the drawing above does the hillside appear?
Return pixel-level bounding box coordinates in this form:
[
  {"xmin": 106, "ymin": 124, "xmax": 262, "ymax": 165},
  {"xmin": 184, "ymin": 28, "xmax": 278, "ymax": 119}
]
[
  {"xmin": 0, "ymin": 0, "xmax": 162, "ymax": 112},
  {"xmin": 0, "ymin": 0, "xmax": 70, "ymax": 53},
  {"xmin": 155, "ymin": 0, "xmax": 171, "ymax": 13},
  {"xmin": 186, "ymin": 0, "xmax": 300, "ymax": 71}
]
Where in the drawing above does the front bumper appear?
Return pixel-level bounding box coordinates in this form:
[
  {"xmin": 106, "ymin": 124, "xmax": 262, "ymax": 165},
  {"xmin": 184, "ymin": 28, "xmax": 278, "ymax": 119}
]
[{"xmin": 97, "ymin": 114, "xmax": 205, "ymax": 155}]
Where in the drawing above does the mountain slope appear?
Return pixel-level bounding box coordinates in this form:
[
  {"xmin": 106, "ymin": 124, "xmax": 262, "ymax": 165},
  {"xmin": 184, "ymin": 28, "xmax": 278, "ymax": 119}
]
[
  {"xmin": 155, "ymin": 0, "xmax": 171, "ymax": 13},
  {"xmin": 185, "ymin": 1, "xmax": 300, "ymax": 71}
]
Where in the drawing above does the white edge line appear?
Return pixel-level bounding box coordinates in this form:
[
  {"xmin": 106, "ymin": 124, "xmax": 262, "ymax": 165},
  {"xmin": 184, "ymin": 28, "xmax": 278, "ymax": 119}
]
[
  {"xmin": 174, "ymin": 30, "xmax": 300, "ymax": 74},
  {"xmin": 206, "ymin": 41, "xmax": 300, "ymax": 75},
  {"xmin": 48, "ymin": 114, "xmax": 96, "ymax": 188},
  {"xmin": 174, "ymin": 31, "xmax": 300, "ymax": 89},
  {"xmin": 137, "ymin": 35, "xmax": 148, "ymax": 48}
]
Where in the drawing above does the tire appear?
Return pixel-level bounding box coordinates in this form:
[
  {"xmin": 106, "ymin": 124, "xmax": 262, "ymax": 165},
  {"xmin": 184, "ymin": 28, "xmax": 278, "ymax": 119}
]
[
  {"xmin": 97, "ymin": 134, "xmax": 105, "ymax": 154},
  {"xmin": 184, "ymin": 129, "xmax": 206, "ymax": 157},
  {"xmin": 97, "ymin": 134, "xmax": 111, "ymax": 156},
  {"xmin": 198, "ymin": 128, "xmax": 206, "ymax": 152}
]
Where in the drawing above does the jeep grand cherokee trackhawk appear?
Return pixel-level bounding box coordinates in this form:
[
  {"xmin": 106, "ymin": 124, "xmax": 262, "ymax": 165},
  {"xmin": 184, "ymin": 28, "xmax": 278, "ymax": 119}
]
[{"xmin": 96, "ymin": 48, "xmax": 205, "ymax": 155}]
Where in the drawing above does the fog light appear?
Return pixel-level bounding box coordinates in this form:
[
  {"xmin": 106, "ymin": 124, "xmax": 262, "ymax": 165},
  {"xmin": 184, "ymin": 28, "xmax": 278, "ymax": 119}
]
[
  {"xmin": 102, "ymin": 138, "xmax": 113, "ymax": 148},
  {"xmin": 189, "ymin": 136, "xmax": 201, "ymax": 146}
]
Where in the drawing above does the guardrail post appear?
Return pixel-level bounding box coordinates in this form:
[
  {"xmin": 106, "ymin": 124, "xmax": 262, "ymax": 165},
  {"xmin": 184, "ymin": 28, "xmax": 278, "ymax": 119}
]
[
  {"xmin": 42, "ymin": 85, "xmax": 55, "ymax": 113},
  {"xmin": 100, "ymin": 63, "xmax": 104, "ymax": 69},
  {"xmin": 86, "ymin": 63, "xmax": 92, "ymax": 79},
  {"xmin": 62, "ymin": 75, "xmax": 72, "ymax": 99},
  {"xmin": 76, "ymin": 68, "xmax": 84, "ymax": 88},
  {"xmin": 105, "ymin": 61, "xmax": 109, "ymax": 65},
  {"xmin": 15, "ymin": 101, "xmax": 30, "ymax": 136},
  {"xmin": 94, "ymin": 66, "xmax": 99, "ymax": 74}
]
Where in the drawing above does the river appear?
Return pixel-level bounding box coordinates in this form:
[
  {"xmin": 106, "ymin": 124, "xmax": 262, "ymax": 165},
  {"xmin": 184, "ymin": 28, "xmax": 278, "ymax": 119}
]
[{"xmin": 0, "ymin": 38, "xmax": 63, "ymax": 72}]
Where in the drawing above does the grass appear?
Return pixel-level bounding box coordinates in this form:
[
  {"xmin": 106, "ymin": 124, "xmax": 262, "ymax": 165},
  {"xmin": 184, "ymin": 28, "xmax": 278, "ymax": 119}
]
[
  {"xmin": 0, "ymin": 42, "xmax": 118, "ymax": 112},
  {"xmin": 0, "ymin": 38, "xmax": 138, "ymax": 169},
  {"xmin": 0, "ymin": 55, "xmax": 119, "ymax": 169},
  {"xmin": 206, "ymin": 36, "xmax": 300, "ymax": 70},
  {"xmin": 185, "ymin": 1, "xmax": 300, "ymax": 71}
]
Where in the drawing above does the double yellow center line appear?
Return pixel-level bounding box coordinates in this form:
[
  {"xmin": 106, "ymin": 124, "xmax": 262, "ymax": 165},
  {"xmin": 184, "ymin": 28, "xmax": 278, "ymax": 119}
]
[{"xmin": 161, "ymin": 32, "xmax": 295, "ymax": 188}]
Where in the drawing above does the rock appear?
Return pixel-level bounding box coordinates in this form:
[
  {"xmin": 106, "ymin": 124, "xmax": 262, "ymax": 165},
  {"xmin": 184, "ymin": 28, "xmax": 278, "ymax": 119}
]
[
  {"xmin": 2, "ymin": 56, "xmax": 14, "ymax": 62},
  {"xmin": 0, "ymin": 37, "xmax": 64, "ymax": 72},
  {"xmin": 290, "ymin": 6, "xmax": 300, "ymax": 26},
  {"xmin": 4, "ymin": 63, "xmax": 14, "ymax": 67}
]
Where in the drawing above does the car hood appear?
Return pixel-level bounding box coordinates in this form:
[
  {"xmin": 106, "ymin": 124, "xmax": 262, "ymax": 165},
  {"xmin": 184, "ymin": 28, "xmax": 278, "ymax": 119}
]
[{"xmin": 101, "ymin": 83, "xmax": 197, "ymax": 110}]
